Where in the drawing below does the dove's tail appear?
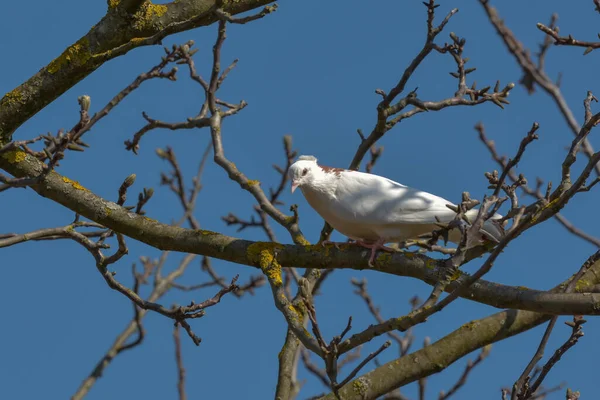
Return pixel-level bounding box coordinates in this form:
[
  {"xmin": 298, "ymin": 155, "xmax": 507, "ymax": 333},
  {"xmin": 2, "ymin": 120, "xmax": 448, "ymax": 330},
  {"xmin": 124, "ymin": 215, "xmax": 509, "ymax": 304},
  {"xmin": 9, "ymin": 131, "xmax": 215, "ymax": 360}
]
[
  {"xmin": 481, "ymin": 217, "xmax": 505, "ymax": 243},
  {"xmin": 465, "ymin": 210, "xmax": 505, "ymax": 243}
]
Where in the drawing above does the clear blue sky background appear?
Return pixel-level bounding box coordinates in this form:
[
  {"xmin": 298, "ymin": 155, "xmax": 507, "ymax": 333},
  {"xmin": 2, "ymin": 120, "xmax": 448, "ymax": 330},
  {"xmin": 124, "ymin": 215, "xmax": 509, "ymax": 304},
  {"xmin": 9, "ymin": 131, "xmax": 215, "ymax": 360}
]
[{"xmin": 1, "ymin": 1, "xmax": 599, "ymax": 399}]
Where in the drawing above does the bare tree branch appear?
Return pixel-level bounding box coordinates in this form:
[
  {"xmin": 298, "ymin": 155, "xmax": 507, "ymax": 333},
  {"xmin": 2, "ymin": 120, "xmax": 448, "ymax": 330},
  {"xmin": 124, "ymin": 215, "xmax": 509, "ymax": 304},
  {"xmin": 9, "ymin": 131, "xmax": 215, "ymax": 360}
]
[
  {"xmin": 0, "ymin": 0, "xmax": 277, "ymax": 142},
  {"xmin": 513, "ymin": 250, "xmax": 600, "ymax": 399},
  {"xmin": 319, "ymin": 0, "xmax": 514, "ymax": 242},
  {"xmin": 438, "ymin": 345, "xmax": 491, "ymax": 399},
  {"xmin": 174, "ymin": 324, "xmax": 187, "ymax": 400},
  {"xmin": 476, "ymin": 122, "xmax": 600, "ymax": 247},
  {"xmin": 537, "ymin": 22, "xmax": 600, "ymax": 54},
  {"xmin": 478, "ymin": 0, "xmax": 600, "ymax": 177},
  {"xmin": 351, "ymin": 278, "xmax": 415, "ymax": 356},
  {"xmin": 72, "ymin": 253, "xmax": 194, "ymax": 400},
  {"xmin": 3, "ymin": 3, "xmax": 600, "ymax": 399}
]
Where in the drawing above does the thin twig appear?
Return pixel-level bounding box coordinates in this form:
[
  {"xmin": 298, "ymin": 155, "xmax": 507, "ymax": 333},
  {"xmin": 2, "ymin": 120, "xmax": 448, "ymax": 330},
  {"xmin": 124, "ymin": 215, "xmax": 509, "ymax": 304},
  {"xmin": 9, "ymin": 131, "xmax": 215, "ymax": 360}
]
[
  {"xmin": 537, "ymin": 22, "xmax": 600, "ymax": 54},
  {"xmin": 337, "ymin": 341, "xmax": 391, "ymax": 389},
  {"xmin": 479, "ymin": 0, "xmax": 600, "ymax": 177},
  {"xmin": 439, "ymin": 345, "xmax": 491, "ymax": 399},
  {"xmin": 513, "ymin": 250, "xmax": 600, "ymax": 399},
  {"xmin": 173, "ymin": 324, "xmax": 187, "ymax": 400}
]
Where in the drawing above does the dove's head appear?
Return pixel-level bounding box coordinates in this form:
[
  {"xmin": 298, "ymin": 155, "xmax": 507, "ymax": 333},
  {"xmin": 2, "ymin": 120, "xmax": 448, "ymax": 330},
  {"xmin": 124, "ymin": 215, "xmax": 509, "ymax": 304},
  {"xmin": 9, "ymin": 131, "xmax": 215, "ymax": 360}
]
[{"xmin": 289, "ymin": 155, "xmax": 319, "ymax": 193}]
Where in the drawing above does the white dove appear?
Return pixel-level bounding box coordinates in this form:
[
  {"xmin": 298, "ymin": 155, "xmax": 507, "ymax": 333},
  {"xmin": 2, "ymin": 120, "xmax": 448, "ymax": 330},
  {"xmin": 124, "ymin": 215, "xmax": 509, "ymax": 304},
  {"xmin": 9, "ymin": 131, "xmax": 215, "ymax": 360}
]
[{"xmin": 288, "ymin": 155, "xmax": 504, "ymax": 266}]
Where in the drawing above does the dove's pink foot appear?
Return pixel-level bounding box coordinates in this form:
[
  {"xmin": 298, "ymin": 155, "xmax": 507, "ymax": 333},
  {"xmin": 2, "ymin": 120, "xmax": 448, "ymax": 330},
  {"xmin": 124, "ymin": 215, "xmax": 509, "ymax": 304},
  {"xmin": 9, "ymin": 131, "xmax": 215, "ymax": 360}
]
[{"xmin": 355, "ymin": 239, "xmax": 395, "ymax": 268}]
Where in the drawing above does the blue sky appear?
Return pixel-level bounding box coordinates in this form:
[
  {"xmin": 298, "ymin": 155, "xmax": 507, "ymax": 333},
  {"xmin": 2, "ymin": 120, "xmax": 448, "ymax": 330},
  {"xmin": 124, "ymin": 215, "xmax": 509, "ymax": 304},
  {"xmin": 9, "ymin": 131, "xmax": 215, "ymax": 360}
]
[{"xmin": 1, "ymin": 1, "xmax": 599, "ymax": 399}]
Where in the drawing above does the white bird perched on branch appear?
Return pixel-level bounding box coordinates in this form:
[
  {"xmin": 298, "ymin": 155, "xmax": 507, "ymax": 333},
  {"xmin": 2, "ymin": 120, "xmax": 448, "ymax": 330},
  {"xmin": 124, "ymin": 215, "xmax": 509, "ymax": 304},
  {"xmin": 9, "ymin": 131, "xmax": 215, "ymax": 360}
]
[{"xmin": 288, "ymin": 155, "xmax": 504, "ymax": 266}]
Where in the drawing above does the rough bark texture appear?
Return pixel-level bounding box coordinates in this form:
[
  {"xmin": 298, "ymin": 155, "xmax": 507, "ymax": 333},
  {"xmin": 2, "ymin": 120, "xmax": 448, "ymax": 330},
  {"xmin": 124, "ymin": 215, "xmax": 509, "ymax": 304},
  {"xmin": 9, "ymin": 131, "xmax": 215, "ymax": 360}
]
[
  {"xmin": 2, "ymin": 150, "xmax": 600, "ymax": 317},
  {"xmin": 319, "ymin": 309, "xmax": 551, "ymax": 400},
  {"xmin": 2, "ymin": 2, "xmax": 599, "ymax": 399},
  {"xmin": 0, "ymin": 0, "xmax": 274, "ymax": 143}
]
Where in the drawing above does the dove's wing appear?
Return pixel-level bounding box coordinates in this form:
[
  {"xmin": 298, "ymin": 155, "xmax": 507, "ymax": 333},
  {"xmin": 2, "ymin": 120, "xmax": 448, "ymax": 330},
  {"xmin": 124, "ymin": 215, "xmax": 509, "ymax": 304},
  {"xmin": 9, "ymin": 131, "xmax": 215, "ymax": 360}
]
[{"xmin": 333, "ymin": 170, "xmax": 458, "ymax": 225}]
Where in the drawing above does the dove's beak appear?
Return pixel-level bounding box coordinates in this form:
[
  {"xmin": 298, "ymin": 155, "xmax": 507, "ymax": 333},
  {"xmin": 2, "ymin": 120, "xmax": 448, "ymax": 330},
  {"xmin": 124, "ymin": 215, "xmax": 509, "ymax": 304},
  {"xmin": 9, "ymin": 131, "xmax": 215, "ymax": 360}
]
[{"xmin": 291, "ymin": 181, "xmax": 299, "ymax": 193}]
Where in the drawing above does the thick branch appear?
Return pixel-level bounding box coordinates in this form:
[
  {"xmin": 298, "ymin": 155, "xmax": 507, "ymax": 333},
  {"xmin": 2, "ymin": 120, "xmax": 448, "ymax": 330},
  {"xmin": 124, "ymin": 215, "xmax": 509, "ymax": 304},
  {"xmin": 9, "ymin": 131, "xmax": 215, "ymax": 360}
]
[
  {"xmin": 0, "ymin": 0, "xmax": 275, "ymax": 142},
  {"xmin": 316, "ymin": 254, "xmax": 600, "ymax": 399},
  {"xmin": 318, "ymin": 308, "xmax": 551, "ymax": 400},
  {"xmin": 3, "ymin": 152, "xmax": 600, "ymax": 317}
]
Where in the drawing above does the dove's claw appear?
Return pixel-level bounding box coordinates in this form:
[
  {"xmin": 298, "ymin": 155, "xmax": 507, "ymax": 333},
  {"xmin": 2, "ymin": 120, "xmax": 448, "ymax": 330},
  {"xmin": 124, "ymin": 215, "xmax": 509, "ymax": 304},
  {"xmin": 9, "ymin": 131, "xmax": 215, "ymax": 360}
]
[
  {"xmin": 321, "ymin": 240, "xmax": 342, "ymax": 250},
  {"xmin": 356, "ymin": 239, "xmax": 395, "ymax": 267},
  {"xmin": 367, "ymin": 249, "xmax": 377, "ymax": 268}
]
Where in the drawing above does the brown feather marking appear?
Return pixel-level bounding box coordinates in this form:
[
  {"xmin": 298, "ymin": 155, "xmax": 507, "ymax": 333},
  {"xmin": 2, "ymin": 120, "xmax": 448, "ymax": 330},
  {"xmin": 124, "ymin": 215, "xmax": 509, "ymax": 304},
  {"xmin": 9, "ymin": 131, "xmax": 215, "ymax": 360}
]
[{"xmin": 319, "ymin": 165, "xmax": 345, "ymax": 176}]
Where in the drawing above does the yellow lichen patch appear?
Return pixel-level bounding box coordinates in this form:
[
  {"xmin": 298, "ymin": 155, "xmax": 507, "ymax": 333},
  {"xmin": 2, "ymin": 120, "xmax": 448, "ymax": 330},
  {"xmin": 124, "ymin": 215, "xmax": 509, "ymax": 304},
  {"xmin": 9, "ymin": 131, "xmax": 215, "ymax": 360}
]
[
  {"xmin": 61, "ymin": 176, "xmax": 89, "ymax": 191},
  {"xmin": 143, "ymin": 216, "xmax": 158, "ymax": 223},
  {"xmin": 288, "ymin": 304, "xmax": 302, "ymax": 320},
  {"xmin": 133, "ymin": 2, "xmax": 168, "ymax": 30},
  {"xmin": 295, "ymin": 237, "xmax": 310, "ymax": 247},
  {"xmin": 1, "ymin": 149, "xmax": 27, "ymax": 163},
  {"xmin": 302, "ymin": 243, "xmax": 314, "ymax": 253},
  {"xmin": 247, "ymin": 242, "xmax": 283, "ymax": 262},
  {"xmin": 295, "ymin": 300, "xmax": 308, "ymax": 315},
  {"xmin": 532, "ymin": 198, "xmax": 562, "ymax": 224},
  {"xmin": 376, "ymin": 252, "xmax": 393, "ymax": 265},
  {"xmin": 47, "ymin": 37, "xmax": 91, "ymax": 74},
  {"xmin": 541, "ymin": 197, "xmax": 560, "ymax": 212},
  {"xmin": 197, "ymin": 229, "xmax": 218, "ymax": 236},
  {"xmin": 246, "ymin": 179, "xmax": 260, "ymax": 186},
  {"xmin": 1, "ymin": 89, "xmax": 24, "ymax": 107},
  {"xmin": 575, "ymin": 279, "xmax": 590, "ymax": 293},
  {"xmin": 449, "ymin": 269, "xmax": 462, "ymax": 281},
  {"xmin": 462, "ymin": 321, "xmax": 477, "ymax": 330},
  {"xmin": 108, "ymin": 0, "xmax": 120, "ymax": 8},
  {"xmin": 295, "ymin": 236, "xmax": 311, "ymax": 246},
  {"xmin": 247, "ymin": 242, "xmax": 284, "ymax": 286},
  {"xmin": 265, "ymin": 262, "xmax": 283, "ymax": 286},
  {"xmin": 352, "ymin": 378, "xmax": 369, "ymax": 397},
  {"xmin": 129, "ymin": 37, "xmax": 146, "ymax": 45},
  {"xmin": 426, "ymin": 259, "xmax": 437, "ymax": 270},
  {"xmin": 515, "ymin": 285, "xmax": 530, "ymax": 291}
]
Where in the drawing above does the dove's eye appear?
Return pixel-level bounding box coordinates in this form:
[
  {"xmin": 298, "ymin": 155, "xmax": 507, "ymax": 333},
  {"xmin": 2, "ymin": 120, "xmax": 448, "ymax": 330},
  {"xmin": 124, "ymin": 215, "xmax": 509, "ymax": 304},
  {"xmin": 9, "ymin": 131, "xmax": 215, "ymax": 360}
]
[{"xmin": 302, "ymin": 168, "xmax": 308, "ymax": 176}]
